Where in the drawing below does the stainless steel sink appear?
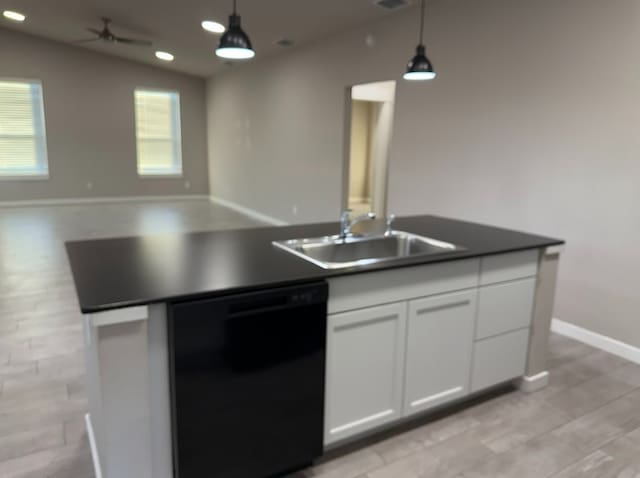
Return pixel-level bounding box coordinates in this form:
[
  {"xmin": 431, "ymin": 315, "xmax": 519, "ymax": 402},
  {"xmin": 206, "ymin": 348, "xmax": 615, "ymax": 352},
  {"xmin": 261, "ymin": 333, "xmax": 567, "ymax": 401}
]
[{"xmin": 272, "ymin": 231, "xmax": 465, "ymax": 269}]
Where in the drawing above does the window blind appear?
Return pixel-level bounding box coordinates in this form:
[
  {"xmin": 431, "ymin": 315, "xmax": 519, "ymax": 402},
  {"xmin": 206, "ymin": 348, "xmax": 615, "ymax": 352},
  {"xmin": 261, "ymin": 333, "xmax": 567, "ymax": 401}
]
[
  {"xmin": 0, "ymin": 80, "xmax": 48, "ymax": 176},
  {"xmin": 134, "ymin": 89, "xmax": 182, "ymax": 175}
]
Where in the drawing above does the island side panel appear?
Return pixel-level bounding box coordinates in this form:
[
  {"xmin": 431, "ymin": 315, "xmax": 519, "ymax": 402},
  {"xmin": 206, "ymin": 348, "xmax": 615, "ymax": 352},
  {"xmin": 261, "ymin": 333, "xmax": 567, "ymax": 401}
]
[
  {"xmin": 148, "ymin": 304, "xmax": 174, "ymax": 478},
  {"xmin": 520, "ymin": 246, "xmax": 562, "ymax": 391},
  {"xmin": 83, "ymin": 306, "xmax": 173, "ymax": 478},
  {"xmin": 83, "ymin": 315, "xmax": 105, "ymax": 478}
]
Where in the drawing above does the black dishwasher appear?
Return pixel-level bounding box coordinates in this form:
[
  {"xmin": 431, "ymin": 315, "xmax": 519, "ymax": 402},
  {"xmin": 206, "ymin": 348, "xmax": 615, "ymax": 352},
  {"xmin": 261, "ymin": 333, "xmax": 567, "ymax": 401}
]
[{"xmin": 168, "ymin": 281, "xmax": 328, "ymax": 478}]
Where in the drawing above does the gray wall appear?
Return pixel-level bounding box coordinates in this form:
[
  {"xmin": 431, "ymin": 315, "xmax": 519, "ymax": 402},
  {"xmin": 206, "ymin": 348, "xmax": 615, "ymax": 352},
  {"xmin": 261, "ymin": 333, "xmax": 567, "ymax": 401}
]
[
  {"xmin": 0, "ymin": 27, "xmax": 209, "ymax": 201},
  {"xmin": 206, "ymin": 0, "xmax": 640, "ymax": 347}
]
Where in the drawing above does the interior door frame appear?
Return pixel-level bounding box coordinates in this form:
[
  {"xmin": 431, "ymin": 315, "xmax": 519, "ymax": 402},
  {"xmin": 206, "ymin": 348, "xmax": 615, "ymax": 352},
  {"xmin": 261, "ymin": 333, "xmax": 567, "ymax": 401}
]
[
  {"xmin": 340, "ymin": 86, "xmax": 354, "ymax": 215},
  {"xmin": 341, "ymin": 81, "xmax": 397, "ymax": 218}
]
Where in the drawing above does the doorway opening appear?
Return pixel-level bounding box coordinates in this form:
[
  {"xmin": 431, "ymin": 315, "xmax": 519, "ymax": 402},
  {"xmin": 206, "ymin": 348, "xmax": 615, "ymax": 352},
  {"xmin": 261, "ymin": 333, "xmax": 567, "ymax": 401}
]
[{"xmin": 343, "ymin": 80, "xmax": 397, "ymax": 218}]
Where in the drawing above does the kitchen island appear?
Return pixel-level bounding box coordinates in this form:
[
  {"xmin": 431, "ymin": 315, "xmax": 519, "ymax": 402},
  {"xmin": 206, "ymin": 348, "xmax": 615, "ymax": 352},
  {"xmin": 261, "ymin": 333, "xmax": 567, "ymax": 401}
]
[{"xmin": 66, "ymin": 215, "xmax": 564, "ymax": 478}]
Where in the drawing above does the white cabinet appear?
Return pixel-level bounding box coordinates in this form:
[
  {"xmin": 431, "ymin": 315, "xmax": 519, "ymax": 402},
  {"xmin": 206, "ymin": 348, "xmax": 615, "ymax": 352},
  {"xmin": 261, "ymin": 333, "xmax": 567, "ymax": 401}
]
[
  {"xmin": 328, "ymin": 259, "xmax": 479, "ymax": 314},
  {"xmin": 471, "ymin": 328, "xmax": 530, "ymax": 392},
  {"xmin": 471, "ymin": 253, "xmax": 538, "ymax": 391},
  {"xmin": 324, "ymin": 250, "xmax": 541, "ymax": 447},
  {"xmin": 404, "ymin": 290, "xmax": 477, "ymax": 416},
  {"xmin": 475, "ymin": 278, "xmax": 536, "ymax": 340},
  {"xmin": 480, "ymin": 250, "xmax": 539, "ymax": 285},
  {"xmin": 324, "ymin": 303, "xmax": 407, "ymax": 445}
]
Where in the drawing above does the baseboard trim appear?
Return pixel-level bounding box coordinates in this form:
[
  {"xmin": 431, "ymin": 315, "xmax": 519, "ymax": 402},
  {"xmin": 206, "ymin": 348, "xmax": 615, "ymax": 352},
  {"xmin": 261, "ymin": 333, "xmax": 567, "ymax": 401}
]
[
  {"xmin": 0, "ymin": 195, "xmax": 209, "ymax": 208},
  {"xmin": 85, "ymin": 413, "xmax": 103, "ymax": 478},
  {"xmin": 210, "ymin": 196, "xmax": 288, "ymax": 226},
  {"xmin": 551, "ymin": 318, "xmax": 640, "ymax": 365}
]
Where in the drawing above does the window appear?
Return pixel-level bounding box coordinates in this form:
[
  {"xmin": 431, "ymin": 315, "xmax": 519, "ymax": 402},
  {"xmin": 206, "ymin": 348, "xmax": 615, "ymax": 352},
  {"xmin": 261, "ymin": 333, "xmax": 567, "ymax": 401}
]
[
  {"xmin": 0, "ymin": 80, "xmax": 48, "ymax": 177},
  {"xmin": 134, "ymin": 89, "xmax": 182, "ymax": 176}
]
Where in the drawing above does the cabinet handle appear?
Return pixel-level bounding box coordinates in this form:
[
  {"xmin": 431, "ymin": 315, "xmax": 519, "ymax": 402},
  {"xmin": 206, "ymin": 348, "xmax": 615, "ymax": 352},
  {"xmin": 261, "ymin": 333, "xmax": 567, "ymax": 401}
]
[
  {"xmin": 415, "ymin": 300, "xmax": 470, "ymax": 316},
  {"xmin": 334, "ymin": 314, "xmax": 398, "ymax": 332}
]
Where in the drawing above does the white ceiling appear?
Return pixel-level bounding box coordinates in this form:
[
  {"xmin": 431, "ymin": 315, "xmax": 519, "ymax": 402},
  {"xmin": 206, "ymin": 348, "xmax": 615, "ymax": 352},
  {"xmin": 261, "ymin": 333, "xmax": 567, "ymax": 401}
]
[{"xmin": 0, "ymin": 0, "xmax": 410, "ymax": 78}]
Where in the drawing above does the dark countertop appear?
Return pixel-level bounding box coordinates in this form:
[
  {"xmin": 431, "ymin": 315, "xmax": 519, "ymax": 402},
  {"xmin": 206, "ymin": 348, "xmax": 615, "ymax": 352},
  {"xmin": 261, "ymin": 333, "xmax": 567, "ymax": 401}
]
[{"xmin": 65, "ymin": 215, "xmax": 564, "ymax": 314}]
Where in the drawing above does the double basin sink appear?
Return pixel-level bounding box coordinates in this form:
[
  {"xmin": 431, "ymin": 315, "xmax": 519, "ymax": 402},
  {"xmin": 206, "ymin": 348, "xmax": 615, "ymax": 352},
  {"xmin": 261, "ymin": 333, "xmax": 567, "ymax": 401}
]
[{"xmin": 273, "ymin": 230, "xmax": 465, "ymax": 270}]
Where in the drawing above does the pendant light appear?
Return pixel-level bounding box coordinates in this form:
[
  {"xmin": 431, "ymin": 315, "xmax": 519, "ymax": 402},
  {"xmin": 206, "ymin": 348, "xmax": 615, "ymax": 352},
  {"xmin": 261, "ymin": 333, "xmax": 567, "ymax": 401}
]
[
  {"xmin": 404, "ymin": 0, "xmax": 436, "ymax": 81},
  {"xmin": 216, "ymin": 0, "xmax": 255, "ymax": 60}
]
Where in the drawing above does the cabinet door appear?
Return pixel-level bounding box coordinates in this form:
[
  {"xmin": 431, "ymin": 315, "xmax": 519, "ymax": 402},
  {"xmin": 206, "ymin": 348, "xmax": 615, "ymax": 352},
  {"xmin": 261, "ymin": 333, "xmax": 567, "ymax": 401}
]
[
  {"xmin": 404, "ymin": 290, "xmax": 476, "ymax": 417},
  {"xmin": 325, "ymin": 302, "xmax": 406, "ymax": 445}
]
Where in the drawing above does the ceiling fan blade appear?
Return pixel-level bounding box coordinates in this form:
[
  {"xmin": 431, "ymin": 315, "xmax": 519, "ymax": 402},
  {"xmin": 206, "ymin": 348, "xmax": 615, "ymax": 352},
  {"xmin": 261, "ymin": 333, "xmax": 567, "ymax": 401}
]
[
  {"xmin": 73, "ymin": 38, "xmax": 101, "ymax": 44},
  {"xmin": 86, "ymin": 28, "xmax": 102, "ymax": 36},
  {"xmin": 115, "ymin": 37, "xmax": 152, "ymax": 46}
]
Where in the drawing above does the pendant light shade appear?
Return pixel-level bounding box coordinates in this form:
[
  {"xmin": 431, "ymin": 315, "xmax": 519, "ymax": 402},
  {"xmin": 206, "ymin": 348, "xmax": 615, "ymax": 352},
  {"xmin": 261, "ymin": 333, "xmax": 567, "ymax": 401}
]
[
  {"xmin": 216, "ymin": 0, "xmax": 255, "ymax": 60},
  {"xmin": 404, "ymin": 0, "xmax": 435, "ymax": 81},
  {"xmin": 404, "ymin": 45, "xmax": 436, "ymax": 80}
]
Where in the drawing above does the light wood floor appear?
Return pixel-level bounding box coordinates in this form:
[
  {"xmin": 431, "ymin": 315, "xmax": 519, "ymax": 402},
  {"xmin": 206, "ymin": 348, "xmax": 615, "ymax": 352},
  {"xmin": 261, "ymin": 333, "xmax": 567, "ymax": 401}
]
[{"xmin": 1, "ymin": 200, "xmax": 639, "ymax": 478}]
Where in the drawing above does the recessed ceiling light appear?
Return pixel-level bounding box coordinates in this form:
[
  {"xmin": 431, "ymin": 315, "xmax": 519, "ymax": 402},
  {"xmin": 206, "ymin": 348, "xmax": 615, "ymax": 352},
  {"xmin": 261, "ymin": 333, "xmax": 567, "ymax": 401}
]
[
  {"xmin": 374, "ymin": 0, "xmax": 411, "ymax": 10},
  {"xmin": 275, "ymin": 38, "xmax": 294, "ymax": 48},
  {"xmin": 155, "ymin": 51, "xmax": 174, "ymax": 62},
  {"xmin": 3, "ymin": 10, "xmax": 26, "ymax": 22},
  {"xmin": 201, "ymin": 20, "xmax": 225, "ymax": 34}
]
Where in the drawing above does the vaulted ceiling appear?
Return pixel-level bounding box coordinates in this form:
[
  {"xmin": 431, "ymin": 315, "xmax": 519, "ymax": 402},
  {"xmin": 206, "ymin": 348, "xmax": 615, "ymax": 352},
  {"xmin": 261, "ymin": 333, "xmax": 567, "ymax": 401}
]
[{"xmin": 0, "ymin": 0, "xmax": 411, "ymax": 77}]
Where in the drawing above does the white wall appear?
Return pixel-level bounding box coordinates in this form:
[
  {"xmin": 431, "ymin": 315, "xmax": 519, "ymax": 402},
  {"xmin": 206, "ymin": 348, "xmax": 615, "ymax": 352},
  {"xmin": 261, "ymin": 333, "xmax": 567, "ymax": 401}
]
[
  {"xmin": 0, "ymin": 27, "xmax": 209, "ymax": 201},
  {"xmin": 206, "ymin": 0, "xmax": 640, "ymax": 348}
]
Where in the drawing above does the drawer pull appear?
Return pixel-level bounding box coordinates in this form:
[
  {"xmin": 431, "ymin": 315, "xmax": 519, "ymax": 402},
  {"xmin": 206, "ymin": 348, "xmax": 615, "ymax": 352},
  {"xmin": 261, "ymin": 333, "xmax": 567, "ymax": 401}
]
[
  {"xmin": 334, "ymin": 314, "xmax": 398, "ymax": 332},
  {"xmin": 416, "ymin": 300, "xmax": 470, "ymax": 316}
]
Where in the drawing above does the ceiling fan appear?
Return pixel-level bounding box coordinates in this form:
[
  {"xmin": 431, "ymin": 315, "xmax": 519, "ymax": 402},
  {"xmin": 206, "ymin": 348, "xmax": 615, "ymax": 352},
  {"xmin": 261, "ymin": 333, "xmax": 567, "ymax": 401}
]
[{"xmin": 73, "ymin": 17, "xmax": 152, "ymax": 46}]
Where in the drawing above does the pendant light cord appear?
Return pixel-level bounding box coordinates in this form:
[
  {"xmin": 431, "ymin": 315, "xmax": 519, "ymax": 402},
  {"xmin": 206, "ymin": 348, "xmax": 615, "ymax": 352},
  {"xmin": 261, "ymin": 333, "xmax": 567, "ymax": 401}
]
[
  {"xmin": 233, "ymin": 0, "xmax": 237, "ymax": 14},
  {"xmin": 419, "ymin": 0, "xmax": 426, "ymax": 45}
]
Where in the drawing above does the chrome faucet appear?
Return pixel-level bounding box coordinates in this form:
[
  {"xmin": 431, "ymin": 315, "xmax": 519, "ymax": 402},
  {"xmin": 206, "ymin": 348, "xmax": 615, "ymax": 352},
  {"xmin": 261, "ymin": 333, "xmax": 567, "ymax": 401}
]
[
  {"xmin": 385, "ymin": 214, "xmax": 396, "ymax": 236},
  {"xmin": 339, "ymin": 210, "xmax": 376, "ymax": 239}
]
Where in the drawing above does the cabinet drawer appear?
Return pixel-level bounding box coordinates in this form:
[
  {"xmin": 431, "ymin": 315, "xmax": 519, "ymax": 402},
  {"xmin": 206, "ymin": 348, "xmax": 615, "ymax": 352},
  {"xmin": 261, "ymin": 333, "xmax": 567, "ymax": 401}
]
[
  {"xmin": 480, "ymin": 250, "xmax": 539, "ymax": 285},
  {"xmin": 328, "ymin": 259, "xmax": 479, "ymax": 314},
  {"xmin": 476, "ymin": 278, "xmax": 536, "ymax": 339},
  {"xmin": 471, "ymin": 328, "xmax": 529, "ymax": 392}
]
